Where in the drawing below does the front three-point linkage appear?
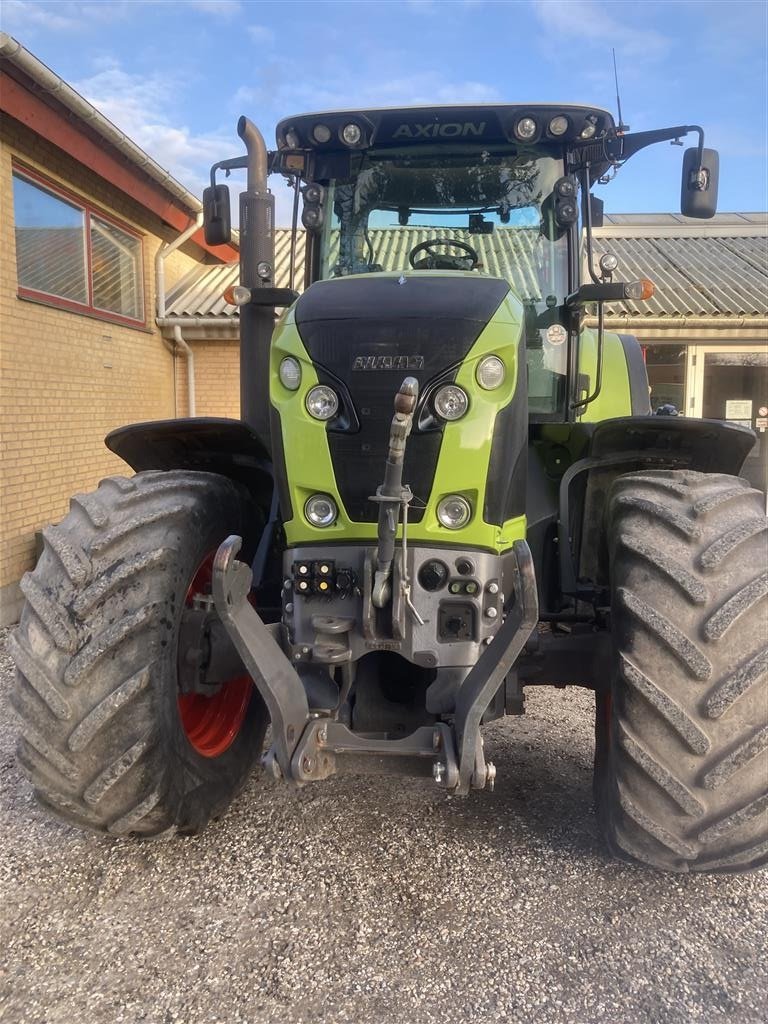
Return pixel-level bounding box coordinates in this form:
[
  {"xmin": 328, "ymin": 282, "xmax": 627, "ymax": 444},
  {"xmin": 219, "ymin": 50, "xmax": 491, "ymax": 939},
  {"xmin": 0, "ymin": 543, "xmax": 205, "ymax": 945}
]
[{"xmin": 370, "ymin": 377, "xmax": 420, "ymax": 613}]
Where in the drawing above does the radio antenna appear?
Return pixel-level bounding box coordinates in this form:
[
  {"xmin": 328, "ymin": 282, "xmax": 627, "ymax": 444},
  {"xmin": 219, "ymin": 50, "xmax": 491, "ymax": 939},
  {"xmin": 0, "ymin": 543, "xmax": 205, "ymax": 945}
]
[{"xmin": 613, "ymin": 48, "xmax": 630, "ymax": 134}]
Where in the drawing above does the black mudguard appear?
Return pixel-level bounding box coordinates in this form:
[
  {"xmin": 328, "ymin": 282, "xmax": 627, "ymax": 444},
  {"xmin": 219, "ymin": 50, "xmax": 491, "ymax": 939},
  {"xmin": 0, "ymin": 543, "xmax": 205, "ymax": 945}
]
[
  {"xmin": 106, "ymin": 417, "xmax": 274, "ymax": 507},
  {"xmin": 588, "ymin": 415, "xmax": 755, "ymax": 472}
]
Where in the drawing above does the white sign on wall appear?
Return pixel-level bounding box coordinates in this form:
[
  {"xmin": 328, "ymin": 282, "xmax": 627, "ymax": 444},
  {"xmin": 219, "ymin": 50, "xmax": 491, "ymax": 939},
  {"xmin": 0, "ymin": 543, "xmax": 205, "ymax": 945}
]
[{"xmin": 725, "ymin": 399, "xmax": 753, "ymax": 422}]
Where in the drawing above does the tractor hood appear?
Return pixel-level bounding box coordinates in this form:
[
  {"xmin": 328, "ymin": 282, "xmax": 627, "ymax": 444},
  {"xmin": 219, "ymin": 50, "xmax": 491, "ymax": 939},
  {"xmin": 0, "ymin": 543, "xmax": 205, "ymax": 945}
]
[
  {"xmin": 295, "ymin": 271, "xmax": 510, "ymax": 331},
  {"xmin": 293, "ymin": 272, "xmax": 517, "ymax": 523}
]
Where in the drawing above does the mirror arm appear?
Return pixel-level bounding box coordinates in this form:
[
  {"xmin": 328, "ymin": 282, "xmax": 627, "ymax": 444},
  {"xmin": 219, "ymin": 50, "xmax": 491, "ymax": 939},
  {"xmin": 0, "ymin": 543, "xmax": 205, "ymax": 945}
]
[
  {"xmin": 617, "ymin": 124, "xmax": 705, "ymax": 165},
  {"xmin": 570, "ymin": 125, "xmax": 706, "ymax": 173},
  {"xmin": 209, "ymin": 156, "xmax": 249, "ymax": 190}
]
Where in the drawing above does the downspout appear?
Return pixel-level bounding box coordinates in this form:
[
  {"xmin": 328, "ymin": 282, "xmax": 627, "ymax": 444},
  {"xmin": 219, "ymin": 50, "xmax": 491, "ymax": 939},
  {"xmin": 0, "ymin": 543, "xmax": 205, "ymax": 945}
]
[
  {"xmin": 155, "ymin": 213, "xmax": 203, "ymax": 418},
  {"xmin": 172, "ymin": 325, "xmax": 196, "ymax": 417},
  {"xmin": 156, "ymin": 212, "xmax": 204, "ymax": 319}
]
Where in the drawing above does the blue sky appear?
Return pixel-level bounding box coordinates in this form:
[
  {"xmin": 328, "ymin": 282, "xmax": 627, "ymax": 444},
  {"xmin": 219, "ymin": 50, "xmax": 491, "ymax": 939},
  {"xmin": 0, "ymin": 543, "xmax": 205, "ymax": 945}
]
[{"xmin": 3, "ymin": 0, "xmax": 766, "ymax": 224}]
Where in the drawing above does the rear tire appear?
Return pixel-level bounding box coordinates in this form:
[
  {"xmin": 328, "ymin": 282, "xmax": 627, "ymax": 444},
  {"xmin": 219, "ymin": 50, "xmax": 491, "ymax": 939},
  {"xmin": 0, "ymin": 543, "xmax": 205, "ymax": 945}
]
[
  {"xmin": 596, "ymin": 470, "xmax": 768, "ymax": 873},
  {"xmin": 10, "ymin": 470, "xmax": 268, "ymax": 837}
]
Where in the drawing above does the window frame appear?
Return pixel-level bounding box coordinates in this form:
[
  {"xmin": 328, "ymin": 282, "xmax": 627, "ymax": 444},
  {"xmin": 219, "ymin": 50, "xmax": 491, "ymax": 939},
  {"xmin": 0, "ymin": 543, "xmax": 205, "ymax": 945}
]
[{"xmin": 12, "ymin": 163, "xmax": 146, "ymax": 328}]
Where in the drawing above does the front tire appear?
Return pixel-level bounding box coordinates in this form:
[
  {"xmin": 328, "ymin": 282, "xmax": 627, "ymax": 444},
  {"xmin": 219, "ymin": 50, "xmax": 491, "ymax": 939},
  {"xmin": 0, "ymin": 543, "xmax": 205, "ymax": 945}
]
[
  {"xmin": 596, "ymin": 470, "xmax": 768, "ymax": 873},
  {"xmin": 10, "ymin": 470, "xmax": 268, "ymax": 837}
]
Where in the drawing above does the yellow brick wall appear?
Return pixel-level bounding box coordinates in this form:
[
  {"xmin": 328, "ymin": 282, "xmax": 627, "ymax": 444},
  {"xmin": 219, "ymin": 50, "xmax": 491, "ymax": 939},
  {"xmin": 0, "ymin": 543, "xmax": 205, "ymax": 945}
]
[
  {"xmin": 175, "ymin": 339, "xmax": 241, "ymax": 419},
  {"xmin": 0, "ymin": 117, "xmax": 210, "ymax": 621}
]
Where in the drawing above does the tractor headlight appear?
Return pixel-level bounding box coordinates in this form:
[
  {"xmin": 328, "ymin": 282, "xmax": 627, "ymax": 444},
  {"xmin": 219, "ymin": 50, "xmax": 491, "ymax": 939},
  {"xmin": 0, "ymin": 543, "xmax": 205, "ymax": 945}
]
[
  {"xmin": 303, "ymin": 182, "xmax": 325, "ymax": 205},
  {"xmin": 312, "ymin": 123, "xmax": 332, "ymax": 144},
  {"xmin": 579, "ymin": 115, "xmax": 598, "ymax": 140},
  {"xmin": 437, "ymin": 495, "xmax": 472, "ymax": 530},
  {"xmin": 341, "ymin": 123, "xmax": 362, "ymax": 146},
  {"xmin": 305, "ymin": 385, "xmax": 339, "ymax": 421},
  {"xmin": 433, "ymin": 385, "xmax": 468, "ymax": 421},
  {"xmin": 278, "ymin": 357, "xmax": 301, "ymax": 391},
  {"xmin": 305, "ymin": 494, "xmax": 338, "ymax": 528},
  {"xmin": 514, "ymin": 117, "xmax": 537, "ymax": 141},
  {"xmin": 476, "ymin": 356, "xmax": 505, "ymax": 390},
  {"xmin": 548, "ymin": 115, "xmax": 569, "ymax": 137},
  {"xmin": 302, "ymin": 206, "xmax": 324, "ymax": 231}
]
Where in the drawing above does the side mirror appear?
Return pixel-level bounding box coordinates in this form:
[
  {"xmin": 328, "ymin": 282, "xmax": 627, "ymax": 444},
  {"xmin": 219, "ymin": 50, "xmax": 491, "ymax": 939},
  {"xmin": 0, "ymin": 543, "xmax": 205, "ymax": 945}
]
[
  {"xmin": 203, "ymin": 183, "xmax": 232, "ymax": 246},
  {"xmin": 681, "ymin": 147, "xmax": 719, "ymax": 219}
]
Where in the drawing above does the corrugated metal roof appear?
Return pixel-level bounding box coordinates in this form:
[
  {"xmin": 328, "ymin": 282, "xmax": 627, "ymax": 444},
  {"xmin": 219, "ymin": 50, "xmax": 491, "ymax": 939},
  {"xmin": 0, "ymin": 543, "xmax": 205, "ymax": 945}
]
[
  {"xmin": 165, "ymin": 223, "xmax": 768, "ymax": 320},
  {"xmin": 602, "ymin": 212, "xmax": 767, "ymax": 227},
  {"xmin": 592, "ymin": 234, "xmax": 768, "ymax": 316}
]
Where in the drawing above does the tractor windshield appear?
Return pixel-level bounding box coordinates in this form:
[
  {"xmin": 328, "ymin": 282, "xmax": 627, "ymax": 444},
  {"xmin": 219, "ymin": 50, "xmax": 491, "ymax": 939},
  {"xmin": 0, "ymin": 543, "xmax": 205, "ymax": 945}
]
[{"xmin": 318, "ymin": 148, "xmax": 569, "ymax": 311}]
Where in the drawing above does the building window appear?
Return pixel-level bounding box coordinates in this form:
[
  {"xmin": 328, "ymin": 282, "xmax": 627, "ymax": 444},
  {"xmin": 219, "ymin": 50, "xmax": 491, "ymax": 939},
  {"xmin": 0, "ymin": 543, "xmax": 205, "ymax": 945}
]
[
  {"xmin": 12, "ymin": 167, "xmax": 144, "ymax": 325},
  {"xmin": 644, "ymin": 344, "xmax": 687, "ymax": 414}
]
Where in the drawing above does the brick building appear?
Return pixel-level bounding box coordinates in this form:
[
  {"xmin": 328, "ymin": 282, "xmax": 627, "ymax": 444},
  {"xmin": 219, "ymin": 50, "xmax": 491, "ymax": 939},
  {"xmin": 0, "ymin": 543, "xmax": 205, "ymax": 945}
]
[{"xmin": 0, "ymin": 35, "xmax": 237, "ymax": 624}]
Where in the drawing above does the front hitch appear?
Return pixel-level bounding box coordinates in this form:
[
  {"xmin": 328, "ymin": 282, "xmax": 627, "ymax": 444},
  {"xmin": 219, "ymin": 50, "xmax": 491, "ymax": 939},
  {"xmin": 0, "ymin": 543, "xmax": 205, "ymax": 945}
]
[
  {"xmin": 211, "ymin": 535, "xmax": 537, "ymax": 795},
  {"xmin": 371, "ymin": 376, "xmax": 419, "ymax": 608},
  {"xmin": 211, "ymin": 536, "xmax": 309, "ymax": 778}
]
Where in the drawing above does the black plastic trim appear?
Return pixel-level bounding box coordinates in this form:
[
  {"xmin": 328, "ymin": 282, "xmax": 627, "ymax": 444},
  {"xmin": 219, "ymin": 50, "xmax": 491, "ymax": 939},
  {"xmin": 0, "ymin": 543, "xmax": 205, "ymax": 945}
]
[
  {"xmin": 268, "ymin": 407, "xmax": 293, "ymax": 522},
  {"xmin": 483, "ymin": 328, "xmax": 527, "ymax": 525}
]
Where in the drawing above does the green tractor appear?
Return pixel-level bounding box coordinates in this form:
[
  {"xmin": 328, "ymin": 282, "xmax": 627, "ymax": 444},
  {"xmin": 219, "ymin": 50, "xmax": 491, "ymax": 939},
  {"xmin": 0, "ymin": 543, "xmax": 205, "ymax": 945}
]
[{"xmin": 12, "ymin": 104, "xmax": 767, "ymax": 873}]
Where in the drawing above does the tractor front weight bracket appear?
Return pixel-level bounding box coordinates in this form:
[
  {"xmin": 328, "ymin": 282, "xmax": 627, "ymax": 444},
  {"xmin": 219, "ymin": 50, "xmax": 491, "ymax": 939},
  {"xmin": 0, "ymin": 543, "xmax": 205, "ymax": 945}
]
[
  {"xmin": 212, "ymin": 535, "xmax": 310, "ymax": 778},
  {"xmin": 212, "ymin": 535, "xmax": 538, "ymax": 794},
  {"xmin": 453, "ymin": 540, "xmax": 538, "ymax": 795}
]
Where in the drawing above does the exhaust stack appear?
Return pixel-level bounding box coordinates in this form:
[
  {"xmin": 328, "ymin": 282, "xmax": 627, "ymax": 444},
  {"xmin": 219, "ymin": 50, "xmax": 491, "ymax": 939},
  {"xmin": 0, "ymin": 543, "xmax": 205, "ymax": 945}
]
[{"xmin": 236, "ymin": 116, "xmax": 276, "ymax": 444}]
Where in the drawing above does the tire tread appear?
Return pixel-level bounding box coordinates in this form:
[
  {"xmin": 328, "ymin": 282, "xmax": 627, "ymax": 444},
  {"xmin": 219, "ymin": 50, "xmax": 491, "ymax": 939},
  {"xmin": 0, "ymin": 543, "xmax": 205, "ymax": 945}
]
[{"xmin": 599, "ymin": 470, "xmax": 768, "ymax": 873}]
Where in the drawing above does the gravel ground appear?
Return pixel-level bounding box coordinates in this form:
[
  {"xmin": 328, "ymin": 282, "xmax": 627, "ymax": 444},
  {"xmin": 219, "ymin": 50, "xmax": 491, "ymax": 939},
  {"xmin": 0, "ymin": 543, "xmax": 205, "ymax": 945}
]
[{"xmin": 0, "ymin": 625, "xmax": 766, "ymax": 1024}]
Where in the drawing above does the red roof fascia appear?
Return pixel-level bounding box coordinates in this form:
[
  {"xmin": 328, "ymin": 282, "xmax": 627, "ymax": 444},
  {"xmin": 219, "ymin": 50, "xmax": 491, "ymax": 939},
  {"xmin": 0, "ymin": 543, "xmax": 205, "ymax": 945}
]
[{"xmin": 0, "ymin": 71, "xmax": 238, "ymax": 262}]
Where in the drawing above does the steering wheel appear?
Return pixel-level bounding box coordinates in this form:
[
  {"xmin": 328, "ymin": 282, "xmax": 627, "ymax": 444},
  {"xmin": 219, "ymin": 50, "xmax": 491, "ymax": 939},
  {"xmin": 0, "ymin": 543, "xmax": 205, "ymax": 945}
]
[{"xmin": 408, "ymin": 238, "xmax": 479, "ymax": 271}]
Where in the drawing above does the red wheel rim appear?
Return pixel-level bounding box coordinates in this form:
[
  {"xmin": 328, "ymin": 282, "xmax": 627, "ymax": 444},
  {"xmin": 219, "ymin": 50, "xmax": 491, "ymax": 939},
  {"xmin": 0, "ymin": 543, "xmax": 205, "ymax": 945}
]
[{"xmin": 178, "ymin": 553, "xmax": 253, "ymax": 758}]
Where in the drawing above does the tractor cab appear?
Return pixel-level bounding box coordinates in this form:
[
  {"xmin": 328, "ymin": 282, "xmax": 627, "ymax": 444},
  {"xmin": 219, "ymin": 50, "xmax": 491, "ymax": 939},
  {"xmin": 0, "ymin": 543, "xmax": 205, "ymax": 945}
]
[{"xmin": 205, "ymin": 104, "xmax": 719, "ymax": 431}]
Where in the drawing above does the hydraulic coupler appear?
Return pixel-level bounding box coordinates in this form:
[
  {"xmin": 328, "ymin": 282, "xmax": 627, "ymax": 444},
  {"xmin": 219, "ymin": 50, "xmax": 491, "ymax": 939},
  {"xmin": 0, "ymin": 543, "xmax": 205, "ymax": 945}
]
[{"xmin": 371, "ymin": 377, "xmax": 418, "ymax": 608}]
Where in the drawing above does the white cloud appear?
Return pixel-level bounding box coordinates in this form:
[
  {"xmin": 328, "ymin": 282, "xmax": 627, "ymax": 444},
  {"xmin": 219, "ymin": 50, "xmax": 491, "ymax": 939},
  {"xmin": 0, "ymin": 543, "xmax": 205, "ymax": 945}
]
[
  {"xmin": 247, "ymin": 24, "xmax": 275, "ymax": 44},
  {"xmin": 531, "ymin": 0, "xmax": 670, "ymax": 61},
  {"xmin": 1, "ymin": 0, "xmax": 83, "ymax": 32},
  {"xmin": 72, "ymin": 63, "xmax": 232, "ymax": 199}
]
